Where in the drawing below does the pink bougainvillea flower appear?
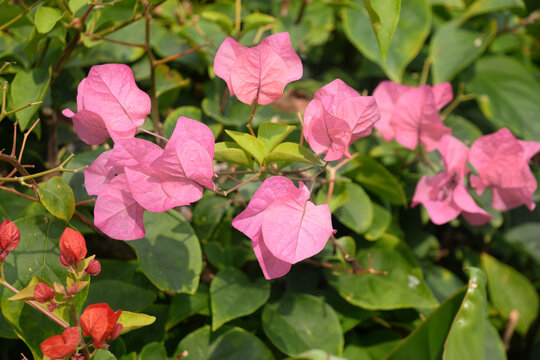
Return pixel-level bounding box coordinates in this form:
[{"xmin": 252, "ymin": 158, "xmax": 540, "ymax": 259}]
[
  {"xmin": 232, "ymin": 176, "xmax": 334, "ymax": 279},
  {"xmin": 303, "ymin": 79, "xmax": 380, "ymax": 161},
  {"xmin": 373, "ymin": 81, "xmax": 452, "ymax": 151},
  {"xmin": 412, "ymin": 135, "xmax": 492, "ymax": 225},
  {"xmin": 94, "ymin": 174, "xmax": 145, "ymax": 240},
  {"xmin": 214, "ymin": 32, "xmax": 302, "ymax": 105},
  {"xmin": 80, "ymin": 303, "xmax": 122, "ymax": 349},
  {"xmin": 41, "ymin": 327, "xmax": 80, "ymax": 360},
  {"xmin": 62, "ymin": 64, "xmax": 151, "ymax": 144},
  {"xmin": 469, "ymin": 128, "xmax": 540, "ymax": 211},
  {"xmin": 84, "ymin": 150, "xmax": 123, "ymax": 196}
]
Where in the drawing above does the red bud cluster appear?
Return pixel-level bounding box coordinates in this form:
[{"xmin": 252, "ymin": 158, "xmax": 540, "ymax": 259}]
[
  {"xmin": 59, "ymin": 228, "xmax": 87, "ymax": 267},
  {"xmin": 0, "ymin": 220, "xmax": 20, "ymax": 262},
  {"xmin": 85, "ymin": 259, "xmax": 101, "ymax": 277},
  {"xmin": 80, "ymin": 303, "xmax": 122, "ymax": 349},
  {"xmin": 34, "ymin": 283, "xmax": 55, "ymax": 303}
]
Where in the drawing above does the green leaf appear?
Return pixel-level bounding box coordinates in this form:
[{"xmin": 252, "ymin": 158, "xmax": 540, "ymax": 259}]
[
  {"xmin": 444, "ymin": 115, "xmax": 483, "ymax": 146},
  {"xmin": 38, "ymin": 176, "xmax": 75, "ymax": 222},
  {"xmin": 9, "ymin": 67, "xmax": 51, "ymax": 130},
  {"xmin": 207, "ymin": 327, "xmax": 274, "ymax": 360},
  {"xmin": 287, "ymin": 349, "xmax": 347, "ymax": 360},
  {"xmin": 315, "ymin": 182, "xmax": 349, "ymax": 212},
  {"xmin": 257, "ymin": 123, "xmax": 296, "ymax": 155},
  {"xmin": 35, "ymin": 6, "xmax": 63, "ymax": 34},
  {"xmin": 362, "ymin": 0, "xmax": 401, "ymax": 59},
  {"xmin": 430, "ymin": 19, "xmax": 496, "ymax": 83},
  {"xmin": 204, "ymin": 242, "xmax": 249, "ymax": 270},
  {"xmin": 365, "ymin": 203, "xmax": 391, "ymax": 240},
  {"xmin": 334, "ymin": 183, "xmax": 373, "ymax": 234},
  {"xmin": 202, "ymin": 97, "xmax": 253, "ymax": 126},
  {"xmin": 130, "ymin": 211, "xmax": 202, "ymax": 293},
  {"xmin": 201, "ymin": 10, "xmax": 234, "ymax": 34},
  {"xmin": 505, "ymin": 223, "xmax": 540, "ymax": 264},
  {"xmin": 429, "ymin": 0, "xmax": 464, "ymax": 8},
  {"xmin": 468, "ymin": 56, "xmax": 540, "ymax": 141},
  {"xmin": 343, "ymin": 330, "xmax": 401, "ymax": 360},
  {"xmin": 266, "ymin": 142, "xmax": 322, "ymax": 166},
  {"xmin": 155, "ymin": 64, "xmax": 190, "ymax": 97},
  {"xmin": 214, "ymin": 142, "xmax": 254, "ymax": 169},
  {"xmin": 262, "ymin": 293, "xmax": 344, "ymax": 356},
  {"xmin": 174, "ymin": 325, "xmax": 212, "ymax": 359},
  {"xmin": 345, "ymin": 155, "xmax": 406, "ymax": 205},
  {"xmin": 140, "ymin": 342, "xmax": 167, "ymax": 360},
  {"xmin": 243, "ymin": 12, "xmax": 276, "ymax": 33},
  {"xmin": 163, "ymin": 106, "xmax": 203, "ymax": 138},
  {"xmin": 93, "ymin": 349, "xmax": 118, "ymax": 360},
  {"xmin": 210, "ymin": 268, "xmax": 270, "ymax": 330},
  {"xmin": 422, "ymin": 263, "xmax": 464, "ymax": 303},
  {"xmin": 342, "ymin": 0, "xmax": 431, "ymax": 82},
  {"xmin": 166, "ymin": 284, "xmax": 210, "ymax": 330},
  {"xmin": 225, "ymin": 130, "xmax": 266, "ymax": 164},
  {"xmin": 326, "ymin": 235, "xmax": 438, "ymax": 310},
  {"xmin": 83, "ymin": 279, "xmax": 156, "ymax": 312},
  {"xmin": 193, "ymin": 196, "xmax": 229, "ymax": 241},
  {"xmin": 69, "ymin": 0, "xmax": 88, "ymax": 13},
  {"xmin": 117, "ymin": 311, "xmax": 156, "ymax": 335},
  {"xmin": 481, "ymin": 253, "xmax": 539, "ymax": 335},
  {"xmin": 461, "ymin": 0, "xmax": 524, "ymax": 21}
]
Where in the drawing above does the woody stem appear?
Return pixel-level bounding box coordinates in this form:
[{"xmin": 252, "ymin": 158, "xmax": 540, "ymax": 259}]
[
  {"xmin": 247, "ymin": 101, "xmax": 258, "ymax": 137},
  {"xmin": 69, "ymin": 303, "xmax": 91, "ymax": 359}
]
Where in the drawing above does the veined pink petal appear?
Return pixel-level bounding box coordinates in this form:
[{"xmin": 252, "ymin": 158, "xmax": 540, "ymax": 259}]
[
  {"xmin": 63, "ymin": 109, "xmax": 109, "ymax": 145},
  {"xmin": 432, "ymin": 82, "xmax": 453, "ymax": 110},
  {"xmin": 80, "ymin": 64, "xmax": 151, "ymax": 141},
  {"xmin": 347, "ymin": 97, "xmax": 380, "ymax": 142},
  {"xmin": 84, "ymin": 151, "xmax": 123, "ymax": 196},
  {"xmin": 439, "ymin": 135, "xmax": 469, "ymax": 178},
  {"xmin": 107, "ymin": 138, "xmax": 163, "ymax": 171},
  {"xmin": 411, "ymin": 174, "xmax": 461, "ymax": 225},
  {"xmin": 215, "ymin": 33, "xmax": 302, "ymax": 105},
  {"xmin": 94, "ymin": 174, "xmax": 145, "ymax": 240},
  {"xmin": 372, "ymin": 81, "xmax": 410, "ymax": 141},
  {"xmin": 391, "ymin": 86, "xmax": 451, "ymax": 151},
  {"xmin": 261, "ymin": 198, "xmax": 333, "ymax": 264},
  {"xmin": 469, "ymin": 128, "xmax": 523, "ymax": 173},
  {"xmin": 251, "ymin": 233, "xmax": 292, "ymax": 280},
  {"xmin": 492, "ymin": 184, "xmax": 537, "ymax": 211},
  {"xmin": 232, "ymin": 176, "xmax": 299, "ymax": 240},
  {"xmin": 168, "ymin": 117, "xmax": 215, "ymax": 159},
  {"xmin": 452, "ymin": 184, "xmax": 492, "ymax": 226}
]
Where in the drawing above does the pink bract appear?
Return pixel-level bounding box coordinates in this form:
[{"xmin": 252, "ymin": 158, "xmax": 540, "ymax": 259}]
[
  {"xmin": 303, "ymin": 79, "xmax": 380, "ymax": 161},
  {"xmin": 373, "ymin": 81, "xmax": 452, "ymax": 151},
  {"xmin": 62, "ymin": 64, "xmax": 151, "ymax": 144},
  {"xmin": 232, "ymin": 176, "xmax": 334, "ymax": 279},
  {"xmin": 469, "ymin": 128, "xmax": 540, "ymax": 211},
  {"xmin": 412, "ymin": 135, "xmax": 492, "ymax": 225},
  {"xmin": 214, "ymin": 33, "xmax": 302, "ymax": 105}
]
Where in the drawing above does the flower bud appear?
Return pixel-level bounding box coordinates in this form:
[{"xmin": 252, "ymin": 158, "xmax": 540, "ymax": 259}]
[
  {"xmin": 80, "ymin": 303, "xmax": 122, "ymax": 349},
  {"xmin": 47, "ymin": 301, "xmax": 59, "ymax": 313},
  {"xmin": 84, "ymin": 259, "xmax": 101, "ymax": 277},
  {"xmin": 0, "ymin": 220, "xmax": 21, "ymax": 254},
  {"xmin": 59, "ymin": 228, "xmax": 87, "ymax": 267},
  {"xmin": 34, "ymin": 283, "xmax": 55, "ymax": 303},
  {"xmin": 41, "ymin": 327, "xmax": 80, "ymax": 360}
]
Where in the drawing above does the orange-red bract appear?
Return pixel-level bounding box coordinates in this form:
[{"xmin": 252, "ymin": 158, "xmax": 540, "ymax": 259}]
[
  {"xmin": 79, "ymin": 303, "xmax": 122, "ymax": 348},
  {"xmin": 40, "ymin": 327, "xmax": 80, "ymax": 359},
  {"xmin": 59, "ymin": 228, "xmax": 87, "ymax": 267}
]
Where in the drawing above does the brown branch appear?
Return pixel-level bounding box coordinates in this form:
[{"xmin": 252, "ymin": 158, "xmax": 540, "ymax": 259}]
[
  {"xmin": 0, "ymin": 153, "xmax": 39, "ymax": 197},
  {"xmin": 152, "ymin": 41, "xmax": 210, "ymax": 67}
]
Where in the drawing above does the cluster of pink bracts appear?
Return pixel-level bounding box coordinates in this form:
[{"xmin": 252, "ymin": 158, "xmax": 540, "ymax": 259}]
[{"xmin": 64, "ymin": 33, "xmax": 540, "ymax": 279}]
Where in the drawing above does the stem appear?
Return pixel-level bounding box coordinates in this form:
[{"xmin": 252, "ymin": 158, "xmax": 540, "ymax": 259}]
[
  {"xmin": 69, "ymin": 303, "xmax": 91, "ymax": 359},
  {"xmin": 152, "ymin": 41, "xmax": 210, "ymax": 67},
  {"xmin": 0, "ymin": 153, "xmax": 84, "ymax": 183},
  {"xmin": 325, "ymin": 153, "xmax": 358, "ymax": 204},
  {"xmin": 223, "ymin": 173, "xmax": 260, "ymax": 196},
  {"xmin": 0, "ymin": 62, "xmax": 12, "ymax": 75},
  {"xmin": 139, "ymin": 128, "xmax": 168, "ymax": 143},
  {"xmin": 503, "ymin": 310, "xmax": 520, "ymax": 351},
  {"xmin": 297, "ymin": 112, "xmax": 304, "ymax": 146},
  {"xmin": 295, "ymin": 0, "xmax": 307, "ymax": 24},
  {"xmin": 419, "ymin": 55, "xmax": 432, "ymax": 86},
  {"xmin": 84, "ymin": 33, "xmax": 145, "ymax": 47},
  {"xmin": 18, "ymin": 118, "xmax": 41, "ymax": 163},
  {"xmin": 0, "ymin": 186, "xmax": 39, "ymax": 202},
  {"xmin": 0, "ymin": 279, "xmax": 69, "ymax": 329},
  {"xmin": 304, "ymin": 259, "xmax": 354, "ymax": 274},
  {"xmin": 247, "ymin": 101, "xmax": 258, "ymax": 137},
  {"xmin": 0, "ymin": 153, "xmax": 39, "ymax": 197},
  {"xmin": 235, "ymin": 0, "xmax": 241, "ymax": 34},
  {"xmin": 440, "ymin": 83, "xmax": 476, "ymax": 120}
]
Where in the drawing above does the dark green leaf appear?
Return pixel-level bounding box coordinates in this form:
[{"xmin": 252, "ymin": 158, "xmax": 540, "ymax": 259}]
[
  {"xmin": 84, "ymin": 280, "xmax": 156, "ymax": 312},
  {"xmin": 210, "ymin": 268, "xmax": 270, "ymax": 330},
  {"xmin": 207, "ymin": 327, "xmax": 274, "ymax": 360},
  {"xmin": 140, "ymin": 342, "xmax": 167, "ymax": 360},
  {"xmin": 334, "ymin": 183, "xmax": 373, "ymax": 234},
  {"xmin": 505, "ymin": 223, "xmax": 540, "ymax": 264},
  {"xmin": 365, "ymin": 203, "xmax": 391, "ymax": 240},
  {"xmin": 9, "ymin": 67, "xmax": 51, "ymax": 130},
  {"xmin": 130, "ymin": 211, "xmax": 202, "ymax": 293},
  {"xmin": 262, "ymin": 293, "xmax": 344, "ymax": 356},
  {"xmin": 166, "ymin": 284, "xmax": 210, "ymax": 330}
]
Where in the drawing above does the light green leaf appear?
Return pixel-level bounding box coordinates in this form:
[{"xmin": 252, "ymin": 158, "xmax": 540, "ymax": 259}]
[
  {"xmin": 258, "ymin": 123, "xmax": 296, "ymax": 155},
  {"xmin": 69, "ymin": 0, "xmax": 88, "ymax": 14},
  {"xmin": 38, "ymin": 176, "xmax": 75, "ymax": 222},
  {"xmin": 243, "ymin": 12, "xmax": 276, "ymax": 33},
  {"xmin": 342, "ymin": 0, "xmax": 431, "ymax": 82},
  {"xmin": 117, "ymin": 311, "xmax": 156, "ymax": 335},
  {"xmin": 93, "ymin": 349, "xmax": 118, "ymax": 360},
  {"xmin": 140, "ymin": 342, "xmax": 167, "ymax": 360},
  {"xmin": 430, "ymin": 19, "xmax": 496, "ymax": 83},
  {"xmin": 468, "ymin": 56, "xmax": 540, "ymax": 141},
  {"xmin": 334, "ymin": 183, "xmax": 373, "ymax": 234},
  {"xmin": 345, "ymin": 155, "xmax": 406, "ymax": 205},
  {"xmin": 287, "ymin": 349, "xmax": 347, "ymax": 360},
  {"xmin": 461, "ymin": 0, "xmax": 524, "ymax": 21},
  {"xmin": 326, "ymin": 235, "xmax": 438, "ymax": 310},
  {"xmin": 365, "ymin": 203, "xmax": 391, "ymax": 240},
  {"xmin": 262, "ymin": 293, "xmax": 344, "ymax": 356},
  {"xmin": 362, "ymin": 0, "xmax": 401, "ymax": 59},
  {"xmin": 505, "ymin": 223, "xmax": 540, "ymax": 264},
  {"xmin": 266, "ymin": 142, "xmax": 322, "ymax": 166},
  {"xmin": 225, "ymin": 130, "xmax": 266, "ymax": 164},
  {"xmin": 35, "ymin": 6, "xmax": 63, "ymax": 34},
  {"xmin": 429, "ymin": 0, "xmax": 465, "ymax": 8},
  {"xmin": 210, "ymin": 268, "xmax": 270, "ymax": 330},
  {"xmin": 214, "ymin": 142, "xmax": 254, "ymax": 169},
  {"xmin": 130, "ymin": 211, "xmax": 202, "ymax": 293},
  {"xmin": 481, "ymin": 253, "xmax": 539, "ymax": 335},
  {"xmin": 9, "ymin": 67, "xmax": 51, "ymax": 130}
]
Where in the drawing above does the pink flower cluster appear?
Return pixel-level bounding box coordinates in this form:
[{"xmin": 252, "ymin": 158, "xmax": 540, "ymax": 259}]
[{"xmin": 66, "ymin": 33, "xmax": 539, "ymax": 279}]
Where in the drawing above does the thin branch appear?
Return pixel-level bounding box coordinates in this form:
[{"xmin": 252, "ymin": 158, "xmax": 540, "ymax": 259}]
[
  {"xmin": 235, "ymin": 0, "xmax": 242, "ymax": 34},
  {"xmin": 0, "ymin": 0, "xmax": 42, "ymax": 32},
  {"xmin": 0, "ymin": 186, "xmax": 39, "ymax": 202},
  {"xmin": 419, "ymin": 55, "xmax": 432, "ymax": 86},
  {"xmin": 83, "ymin": 33, "xmax": 146, "ymax": 48},
  {"xmin": 440, "ymin": 83, "xmax": 476, "ymax": 121},
  {"xmin": 0, "ymin": 153, "xmax": 39, "ymax": 197},
  {"xmin": 503, "ymin": 310, "xmax": 520, "ymax": 351},
  {"xmin": 304, "ymin": 259, "xmax": 354, "ymax": 274},
  {"xmin": 247, "ymin": 101, "xmax": 258, "ymax": 137},
  {"xmin": 18, "ymin": 118, "xmax": 40, "ymax": 163},
  {"xmin": 152, "ymin": 41, "xmax": 210, "ymax": 67},
  {"xmin": 139, "ymin": 128, "xmax": 168, "ymax": 142},
  {"xmin": 223, "ymin": 173, "xmax": 260, "ymax": 196}
]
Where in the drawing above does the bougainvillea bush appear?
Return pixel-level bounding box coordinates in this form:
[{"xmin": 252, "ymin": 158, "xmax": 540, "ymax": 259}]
[{"xmin": 1, "ymin": 0, "xmax": 540, "ymax": 359}]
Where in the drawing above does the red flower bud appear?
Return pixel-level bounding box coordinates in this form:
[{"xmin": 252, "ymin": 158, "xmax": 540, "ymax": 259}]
[
  {"xmin": 34, "ymin": 283, "xmax": 55, "ymax": 303},
  {"xmin": 79, "ymin": 303, "xmax": 122, "ymax": 349},
  {"xmin": 0, "ymin": 220, "xmax": 20, "ymax": 253},
  {"xmin": 47, "ymin": 301, "xmax": 59, "ymax": 313},
  {"xmin": 59, "ymin": 228, "xmax": 87, "ymax": 267},
  {"xmin": 40, "ymin": 327, "xmax": 80, "ymax": 360},
  {"xmin": 84, "ymin": 259, "xmax": 101, "ymax": 277}
]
